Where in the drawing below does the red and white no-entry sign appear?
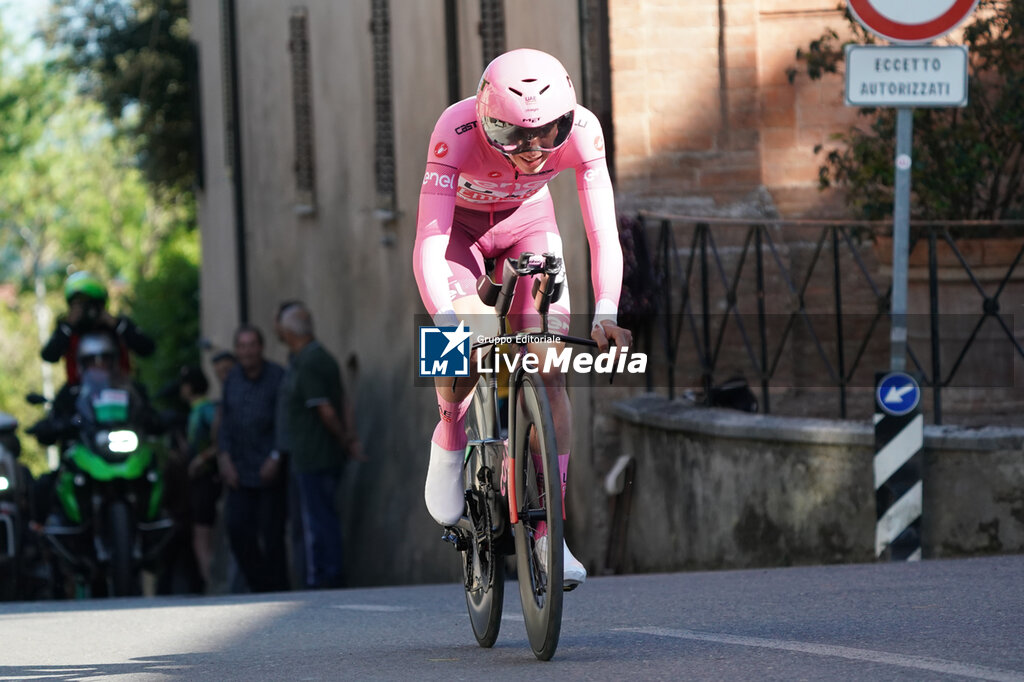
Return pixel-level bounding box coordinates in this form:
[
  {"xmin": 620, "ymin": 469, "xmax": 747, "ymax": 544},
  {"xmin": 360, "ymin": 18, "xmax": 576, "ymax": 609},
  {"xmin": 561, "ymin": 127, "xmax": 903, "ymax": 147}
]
[{"xmin": 847, "ymin": 0, "xmax": 979, "ymax": 43}]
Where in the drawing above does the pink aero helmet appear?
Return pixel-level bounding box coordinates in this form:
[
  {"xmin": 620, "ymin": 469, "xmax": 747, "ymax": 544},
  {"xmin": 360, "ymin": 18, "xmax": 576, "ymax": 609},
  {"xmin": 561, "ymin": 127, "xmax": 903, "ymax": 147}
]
[{"xmin": 476, "ymin": 48, "xmax": 576, "ymax": 155}]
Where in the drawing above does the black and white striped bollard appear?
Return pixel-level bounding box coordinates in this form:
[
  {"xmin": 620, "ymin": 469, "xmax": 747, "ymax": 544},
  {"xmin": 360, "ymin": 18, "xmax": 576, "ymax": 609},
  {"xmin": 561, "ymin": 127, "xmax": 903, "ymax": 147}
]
[{"xmin": 874, "ymin": 371, "xmax": 923, "ymax": 561}]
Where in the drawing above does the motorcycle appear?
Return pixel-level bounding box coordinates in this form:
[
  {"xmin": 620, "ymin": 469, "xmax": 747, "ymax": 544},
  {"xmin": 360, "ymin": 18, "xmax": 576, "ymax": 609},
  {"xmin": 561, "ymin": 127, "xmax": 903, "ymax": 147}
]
[
  {"xmin": 27, "ymin": 367, "xmax": 174, "ymax": 598},
  {"xmin": 0, "ymin": 412, "xmax": 34, "ymax": 601}
]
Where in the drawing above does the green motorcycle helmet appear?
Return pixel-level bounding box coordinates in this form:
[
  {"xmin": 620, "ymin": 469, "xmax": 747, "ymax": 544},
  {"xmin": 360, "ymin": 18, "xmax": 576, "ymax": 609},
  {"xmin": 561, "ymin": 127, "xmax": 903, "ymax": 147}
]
[{"xmin": 64, "ymin": 271, "xmax": 108, "ymax": 303}]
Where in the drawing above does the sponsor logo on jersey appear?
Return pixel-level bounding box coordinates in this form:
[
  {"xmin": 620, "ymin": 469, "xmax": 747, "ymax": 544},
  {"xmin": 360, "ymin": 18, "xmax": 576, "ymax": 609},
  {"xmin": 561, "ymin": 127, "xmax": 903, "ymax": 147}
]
[
  {"xmin": 423, "ymin": 171, "xmax": 456, "ymax": 189},
  {"xmin": 434, "ymin": 142, "xmax": 449, "ymax": 158},
  {"xmin": 457, "ymin": 186, "xmax": 542, "ymax": 204},
  {"xmin": 453, "ymin": 169, "xmax": 556, "ymax": 203},
  {"xmin": 454, "ymin": 121, "xmax": 477, "ymax": 135},
  {"xmin": 594, "ymin": 135, "xmax": 604, "ymax": 151},
  {"xmin": 582, "ymin": 167, "xmax": 605, "ymax": 184}
]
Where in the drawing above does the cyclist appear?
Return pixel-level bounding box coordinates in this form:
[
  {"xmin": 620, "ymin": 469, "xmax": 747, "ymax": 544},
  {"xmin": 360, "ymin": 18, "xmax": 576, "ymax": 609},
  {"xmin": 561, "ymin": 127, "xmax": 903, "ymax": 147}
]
[{"xmin": 413, "ymin": 48, "xmax": 632, "ymax": 589}]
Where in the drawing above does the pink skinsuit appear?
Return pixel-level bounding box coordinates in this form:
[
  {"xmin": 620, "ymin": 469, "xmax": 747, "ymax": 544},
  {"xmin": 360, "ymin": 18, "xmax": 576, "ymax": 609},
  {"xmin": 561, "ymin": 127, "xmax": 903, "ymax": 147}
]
[{"xmin": 413, "ymin": 97, "xmax": 622, "ymax": 334}]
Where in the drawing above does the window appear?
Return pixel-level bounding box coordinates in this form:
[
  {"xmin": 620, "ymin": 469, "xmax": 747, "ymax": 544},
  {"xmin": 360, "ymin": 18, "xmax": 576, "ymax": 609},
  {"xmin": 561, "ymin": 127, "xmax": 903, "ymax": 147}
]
[
  {"xmin": 219, "ymin": 0, "xmax": 236, "ymax": 171},
  {"xmin": 370, "ymin": 0, "xmax": 396, "ymax": 220},
  {"xmin": 479, "ymin": 0, "xmax": 506, "ymax": 64},
  {"xmin": 289, "ymin": 7, "xmax": 317, "ymax": 215}
]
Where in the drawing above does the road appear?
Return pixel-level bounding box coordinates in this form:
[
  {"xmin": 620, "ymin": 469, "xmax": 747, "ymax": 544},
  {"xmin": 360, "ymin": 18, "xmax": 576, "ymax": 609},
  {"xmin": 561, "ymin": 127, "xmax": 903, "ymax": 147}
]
[{"xmin": 0, "ymin": 554, "xmax": 1021, "ymax": 681}]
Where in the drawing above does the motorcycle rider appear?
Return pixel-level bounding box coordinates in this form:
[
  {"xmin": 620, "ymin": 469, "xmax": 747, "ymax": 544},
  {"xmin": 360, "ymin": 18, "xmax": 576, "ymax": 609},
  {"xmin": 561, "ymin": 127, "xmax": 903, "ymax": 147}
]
[
  {"xmin": 29, "ymin": 332, "xmax": 163, "ymax": 522},
  {"xmin": 41, "ymin": 271, "xmax": 155, "ymax": 386},
  {"xmin": 34, "ymin": 331, "xmax": 163, "ymax": 443}
]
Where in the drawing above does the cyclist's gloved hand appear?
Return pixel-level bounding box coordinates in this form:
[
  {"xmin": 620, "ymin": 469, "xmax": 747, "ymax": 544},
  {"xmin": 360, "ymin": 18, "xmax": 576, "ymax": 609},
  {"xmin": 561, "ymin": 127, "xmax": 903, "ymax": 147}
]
[{"xmin": 591, "ymin": 319, "xmax": 632, "ymax": 353}]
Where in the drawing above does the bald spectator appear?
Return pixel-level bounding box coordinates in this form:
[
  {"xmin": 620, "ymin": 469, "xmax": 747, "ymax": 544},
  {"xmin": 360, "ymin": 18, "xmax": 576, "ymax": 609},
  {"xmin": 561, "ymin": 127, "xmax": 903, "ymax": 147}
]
[{"xmin": 277, "ymin": 303, "xmax": 363, "ymax": 589}]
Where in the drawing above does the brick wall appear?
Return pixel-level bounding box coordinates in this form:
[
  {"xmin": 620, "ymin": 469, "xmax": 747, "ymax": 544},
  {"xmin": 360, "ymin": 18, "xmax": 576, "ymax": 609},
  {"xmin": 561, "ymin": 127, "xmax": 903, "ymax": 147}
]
[{"xmin": 610, "ymin": 0, "xmax": 861, "ymax": 217}]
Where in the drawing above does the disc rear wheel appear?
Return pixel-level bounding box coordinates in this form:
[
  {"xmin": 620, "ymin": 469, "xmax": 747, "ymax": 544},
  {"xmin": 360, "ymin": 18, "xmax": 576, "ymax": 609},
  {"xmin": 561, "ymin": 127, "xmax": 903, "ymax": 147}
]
[{"xmin": 462, "ymin": 379, "xmax": 504, "ymax": 648}]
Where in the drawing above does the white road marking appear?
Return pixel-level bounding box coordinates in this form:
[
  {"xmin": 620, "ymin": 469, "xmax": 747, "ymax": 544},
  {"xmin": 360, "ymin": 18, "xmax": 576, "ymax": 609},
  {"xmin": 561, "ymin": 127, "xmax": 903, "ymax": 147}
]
[
  {"xmin": 331, "ymin": 604, "xmax": 412, "ymax": 612},
  {"xmin": 617, "ymin": 626, "xmax": 1024, "ymax": 682}
]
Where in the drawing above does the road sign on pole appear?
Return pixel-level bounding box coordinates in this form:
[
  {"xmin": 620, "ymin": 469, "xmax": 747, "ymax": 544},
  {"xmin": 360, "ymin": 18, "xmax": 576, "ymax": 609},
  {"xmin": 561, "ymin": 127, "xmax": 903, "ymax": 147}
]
[
  {"xmin": 845, "ymin": 45, "xmax": 969, "ymax": 108},
  {"xmin": 847, "ymin": 0, "xmax": 980, "ymax": 43},
  {"xmin": 876, "ymin": 372, "xmax": 921, "ymax": 416},
  {"xmin": 846, "ymin": 1, "xmax": 979, "ymax": 563},
  {"xmin": 843, "ymin": 1, "xmax": 979, "ymax": 371}
]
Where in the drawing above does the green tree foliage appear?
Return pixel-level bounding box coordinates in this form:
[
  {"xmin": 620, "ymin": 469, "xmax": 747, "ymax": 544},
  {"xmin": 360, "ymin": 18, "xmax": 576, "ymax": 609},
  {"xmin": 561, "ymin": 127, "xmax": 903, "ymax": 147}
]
[
  {"xmin": 0, "ymin": 291, "xmax": 64, "ymax": 474},
  {"xmin": 789, "ymin": 1, "xmax": 1024, "ymax": 220},
  {"xmin": 129, "ymin": 230, "xmax": 200, "ymax": 397},
  {"xmin": 0, "ymin": 17, "xmax": 199, "ymax": 470},
  {"xmin": 40, "ymin": 0, "xmax": 202, "ymax": 404},
  {"xmin": 0, "ymin": 91, "xmax": 159, "ymax": 289},
  {"xmin": 0, "ymin": 39, "xmax": 59, "ymax": 160},
  {"xmin": 44, "ymin": 0, "xmax": 196, "ymax": 192}
]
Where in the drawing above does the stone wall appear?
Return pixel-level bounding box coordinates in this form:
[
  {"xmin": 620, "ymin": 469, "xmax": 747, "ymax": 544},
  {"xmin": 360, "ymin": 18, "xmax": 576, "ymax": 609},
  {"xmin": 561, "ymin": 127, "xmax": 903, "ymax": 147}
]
[{"xmin": 593, "ymin": 394, "xmax": 1024, "ymax": 573}]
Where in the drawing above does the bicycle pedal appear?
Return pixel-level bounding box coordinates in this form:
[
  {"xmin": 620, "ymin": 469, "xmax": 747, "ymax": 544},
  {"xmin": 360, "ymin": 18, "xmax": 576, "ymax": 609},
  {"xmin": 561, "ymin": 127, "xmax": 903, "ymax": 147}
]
[{"xmin": 441, "ymin": 528, "xmax": 471, "ymax": 551}]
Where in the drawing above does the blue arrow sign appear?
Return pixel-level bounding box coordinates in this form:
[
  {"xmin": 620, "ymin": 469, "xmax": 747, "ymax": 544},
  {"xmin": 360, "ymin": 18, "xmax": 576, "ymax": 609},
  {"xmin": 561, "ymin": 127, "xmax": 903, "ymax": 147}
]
[{"xmin": 876, "ymin": 372, "xmax": 921, "ymax": 416}]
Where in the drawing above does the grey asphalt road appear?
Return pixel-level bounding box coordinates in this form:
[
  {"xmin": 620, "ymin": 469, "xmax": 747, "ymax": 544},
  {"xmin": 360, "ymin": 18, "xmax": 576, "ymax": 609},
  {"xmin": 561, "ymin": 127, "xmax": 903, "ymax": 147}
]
[{"xmin": 0, "ymin": 554, "xmax": 1021, "ymax": 681}]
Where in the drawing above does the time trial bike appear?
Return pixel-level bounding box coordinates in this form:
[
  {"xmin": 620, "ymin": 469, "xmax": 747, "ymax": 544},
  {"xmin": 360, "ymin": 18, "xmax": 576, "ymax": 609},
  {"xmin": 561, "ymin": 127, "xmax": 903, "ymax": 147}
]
[{"xmin": 441, "ymin": 251, "xmax": 599, "ymax": 661}]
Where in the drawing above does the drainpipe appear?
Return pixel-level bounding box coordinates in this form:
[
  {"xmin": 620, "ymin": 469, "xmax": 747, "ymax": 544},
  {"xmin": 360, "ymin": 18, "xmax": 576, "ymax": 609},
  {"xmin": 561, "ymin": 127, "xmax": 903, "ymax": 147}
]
[
  {"xmin": 225, "ymin": 0, "xmax": 249, "ymax": 324},
  {"xmin": 444, "ymin": 0, "xmax": 460, "ymax": 103}
]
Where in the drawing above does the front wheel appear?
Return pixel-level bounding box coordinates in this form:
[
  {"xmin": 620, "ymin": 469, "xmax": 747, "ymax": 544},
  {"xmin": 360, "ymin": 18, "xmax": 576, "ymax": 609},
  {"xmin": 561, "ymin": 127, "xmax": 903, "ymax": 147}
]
[
  {"xmin": 511, "ymin": 371, "xmax": 563, "ymax": 661},
  {"xmin": 106, "ymin": 500, "xmax": 138, "ymax": 597},
  {"xmin": 462, "ymin": 379, "xmax": 504, "ymax": 647}
]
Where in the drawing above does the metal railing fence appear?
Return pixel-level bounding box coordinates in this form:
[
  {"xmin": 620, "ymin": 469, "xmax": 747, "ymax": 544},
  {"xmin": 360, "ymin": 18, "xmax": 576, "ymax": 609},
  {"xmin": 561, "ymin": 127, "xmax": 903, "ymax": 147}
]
[{"xmin": 633, "ymin": 212, "xmax": 1024, "ymax": 423}]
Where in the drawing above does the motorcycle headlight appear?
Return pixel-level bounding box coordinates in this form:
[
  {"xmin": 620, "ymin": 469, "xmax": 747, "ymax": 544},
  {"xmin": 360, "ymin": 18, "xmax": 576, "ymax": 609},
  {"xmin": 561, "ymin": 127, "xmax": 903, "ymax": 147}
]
[{"xmin": 104, "ymin": 430, "xmax": 139, "ymax": 454}]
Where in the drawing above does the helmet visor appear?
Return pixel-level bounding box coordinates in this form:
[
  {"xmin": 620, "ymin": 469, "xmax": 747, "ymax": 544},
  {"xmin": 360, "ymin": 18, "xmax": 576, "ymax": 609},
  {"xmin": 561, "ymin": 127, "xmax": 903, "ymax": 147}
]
[{"xmin": 482, "ymin": 111, "xmax": 574, "ymax": 154}]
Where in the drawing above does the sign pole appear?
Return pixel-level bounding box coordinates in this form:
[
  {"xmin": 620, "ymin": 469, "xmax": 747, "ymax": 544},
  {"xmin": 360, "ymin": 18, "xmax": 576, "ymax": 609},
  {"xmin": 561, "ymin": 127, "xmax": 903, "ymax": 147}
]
[
  {"xmin": 890, "ymin": 107, "xmax": 913, "ymax": 372},
  {"xmin": 848, "ymin": 0, "xmax": 981, "ymax": 565}
]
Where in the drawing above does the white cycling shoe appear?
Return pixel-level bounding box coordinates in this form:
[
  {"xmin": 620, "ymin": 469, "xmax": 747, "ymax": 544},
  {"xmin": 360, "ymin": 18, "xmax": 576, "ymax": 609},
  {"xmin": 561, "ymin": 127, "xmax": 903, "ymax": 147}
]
[
  {"xmin": 425, "ymin": 443, "xmax": 465, "ymax": 526},
  {"xmin": 534, "ymin": 535, "xmax": 587, "ymax": 590}
]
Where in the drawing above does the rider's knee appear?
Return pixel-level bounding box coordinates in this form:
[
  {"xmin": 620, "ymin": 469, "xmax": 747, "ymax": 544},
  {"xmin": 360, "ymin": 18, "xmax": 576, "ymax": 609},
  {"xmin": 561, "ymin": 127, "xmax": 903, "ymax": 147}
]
[{"xmin": 538, "ymin": 367, "xmax": 566, "ymax": 392}]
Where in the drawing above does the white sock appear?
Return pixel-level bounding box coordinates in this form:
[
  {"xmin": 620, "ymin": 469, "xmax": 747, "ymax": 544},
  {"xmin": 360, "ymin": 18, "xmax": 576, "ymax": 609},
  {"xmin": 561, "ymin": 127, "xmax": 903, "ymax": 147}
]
[{"xmin": 425, "ymin": 443, "xmax": 465, "ymax": 525}]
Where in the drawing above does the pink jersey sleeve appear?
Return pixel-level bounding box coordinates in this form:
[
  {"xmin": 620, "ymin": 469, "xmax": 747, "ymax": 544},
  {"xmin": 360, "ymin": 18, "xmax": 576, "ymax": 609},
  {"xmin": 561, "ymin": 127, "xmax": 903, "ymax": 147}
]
[
  {"xmin": 413, "ymin": 108, "xmax": 466, "ymax": 322},
  {"xmin": 413, "ymin": 164, "xmax": 458, "ymax": 320},
  {"xmin": 565, "ymin": 109, "xmax": 623, "ymax": 325}
]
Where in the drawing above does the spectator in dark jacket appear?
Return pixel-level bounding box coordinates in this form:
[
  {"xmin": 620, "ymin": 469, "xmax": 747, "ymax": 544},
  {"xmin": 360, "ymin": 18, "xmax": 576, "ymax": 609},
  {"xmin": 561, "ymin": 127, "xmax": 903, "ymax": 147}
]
[{"xmin": 217, "ymin": 325, "xmax": 288, "ymax": 593}]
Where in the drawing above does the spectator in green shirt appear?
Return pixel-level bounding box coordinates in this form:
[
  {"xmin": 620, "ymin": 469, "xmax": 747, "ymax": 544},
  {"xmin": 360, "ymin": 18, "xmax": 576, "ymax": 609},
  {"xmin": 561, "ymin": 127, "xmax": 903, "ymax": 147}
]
[
  {"xmin": 277, "ymin": 303, "xmax": 364, "ymax": 588},
  {"xmin": 178, "ymin": 365, "xmax": 221, "ymax": 591}
]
